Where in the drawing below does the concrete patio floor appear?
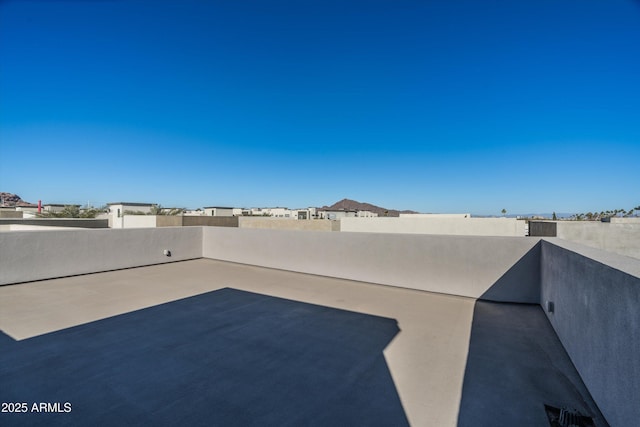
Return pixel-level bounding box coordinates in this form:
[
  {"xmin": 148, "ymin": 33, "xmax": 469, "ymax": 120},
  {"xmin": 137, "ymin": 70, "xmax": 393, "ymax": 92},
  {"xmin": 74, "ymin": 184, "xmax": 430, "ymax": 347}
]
[{"xmin": 0, "ymin": 259, "xmax": 606, "ymax": 426}]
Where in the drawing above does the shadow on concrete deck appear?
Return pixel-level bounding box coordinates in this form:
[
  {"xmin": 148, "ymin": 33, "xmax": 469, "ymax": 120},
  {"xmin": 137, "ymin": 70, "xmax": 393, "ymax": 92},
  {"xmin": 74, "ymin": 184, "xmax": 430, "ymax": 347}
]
[
  {"xmin": 457, "ymin": 301, "xmax": 608, "ymax": 427},
  {"xmin": 0, "ymin": 288, "xmax": 408, "ymax": 426}
]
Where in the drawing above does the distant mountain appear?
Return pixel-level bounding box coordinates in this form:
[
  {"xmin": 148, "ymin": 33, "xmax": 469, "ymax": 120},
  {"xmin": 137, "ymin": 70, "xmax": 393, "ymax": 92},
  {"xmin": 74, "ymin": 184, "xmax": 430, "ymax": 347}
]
[
  {"xmin": 0, "ymin": 192, "xmax": 35, "ymax": 207},
  {"xmin": 320, "ymin": 198, "xmax": 418, "ymax": 217}
]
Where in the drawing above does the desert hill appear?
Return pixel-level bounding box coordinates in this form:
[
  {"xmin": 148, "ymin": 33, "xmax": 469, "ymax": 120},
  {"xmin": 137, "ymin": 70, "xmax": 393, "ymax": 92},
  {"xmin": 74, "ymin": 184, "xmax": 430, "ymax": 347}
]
[
  {"xmin": 320, "ymin": 198, "xmax": 418, "ymax": 217},
  {"xmin": 0, "ymin": 192, "xmax": 35, "ymax": 207}
]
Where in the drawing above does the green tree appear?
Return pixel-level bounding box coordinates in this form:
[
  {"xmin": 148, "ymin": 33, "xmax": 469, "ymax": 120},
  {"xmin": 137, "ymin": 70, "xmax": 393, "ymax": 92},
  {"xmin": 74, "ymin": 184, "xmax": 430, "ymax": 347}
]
[
  {"xmin": 123, "ymin": 210, "xmax": 147, "ymax": 216},
  {"xmin": 501, "ymin": 208, "xmax": 507, "ymax": 216},
  {"xmin": 38, "ymin": 204, "xmax": 102, "ymax": 218},
  {"xmin": 149, "ymin": 205, "xmax": 184, "ymax": 216},
  {"xmin": 60, "ymin": 205, "xmax": 80, "ymax": 218},
  {"xmin": 552, "ymin": 212, "xmax": 557, "ymax": 220},
  {"xmin": 79, "ymin": 207, "xmax": 100, "ymax": 218}
]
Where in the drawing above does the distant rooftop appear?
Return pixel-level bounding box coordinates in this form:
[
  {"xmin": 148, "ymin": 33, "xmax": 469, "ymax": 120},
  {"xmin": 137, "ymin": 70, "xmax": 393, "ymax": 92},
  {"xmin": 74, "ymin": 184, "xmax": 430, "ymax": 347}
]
[{"xmin": 107, "ymin": 202, "xmax": 154, "ymax": 206}]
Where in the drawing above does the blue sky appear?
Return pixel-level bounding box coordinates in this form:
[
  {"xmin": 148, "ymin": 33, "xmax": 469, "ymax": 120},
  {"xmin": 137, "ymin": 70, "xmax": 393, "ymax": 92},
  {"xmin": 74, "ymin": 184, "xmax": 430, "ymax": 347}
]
[{"xmin": 1, "ymin": 0, "xmax": 639, "ymax": 215}]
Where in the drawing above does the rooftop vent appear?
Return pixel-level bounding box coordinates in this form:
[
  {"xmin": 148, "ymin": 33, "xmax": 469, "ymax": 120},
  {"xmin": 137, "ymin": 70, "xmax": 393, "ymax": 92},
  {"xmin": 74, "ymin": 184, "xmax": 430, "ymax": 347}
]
[{"xmin": 544, "ymin": 405, "xmax": 595, "ymax": 427}]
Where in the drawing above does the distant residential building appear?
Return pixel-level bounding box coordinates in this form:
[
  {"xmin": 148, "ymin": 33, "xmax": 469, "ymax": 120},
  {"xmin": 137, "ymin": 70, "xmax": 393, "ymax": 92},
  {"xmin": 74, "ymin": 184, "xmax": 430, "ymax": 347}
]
[
  {"xmin": 355, "ymin": 210, "xmax": 378, "ymax": 218},
  {"xmin": 43, "ymin": 204, "xmax": 80, "ymax": 214},
  {"xmin": 15, "ymin": 204, "xmax": 39, "ymax": 218},
  {"xmin": 318, "ymin": 209, "xmax": 378, "ymax": 219},
  {"xmin": 239, "ymin": 207, "xmax": 290, "ymax": 218},
  {"xmin": 200, "ymin": 206, "xmax": 319, "ymax": 220},
  {"xmin": 107, "ymin": 202, "xmax": 154, "ymax": 228},
  {"xmin": 293, "ymin": 209, "xmax": 312, "ymax": 220},
  {"xmin": 183, "ymin": 209, "xmax": 205, "ymax": 216},
  {"xmin": 204, "ymin": 207, "xmax": 236, "ymax": 217},
  {"xmin": 317, "ymin": 209, "xmax": 358, "ymax": 220},
  {"xmin": 270, "ymin": 207, "xmax": 293, "ymax": 218}
]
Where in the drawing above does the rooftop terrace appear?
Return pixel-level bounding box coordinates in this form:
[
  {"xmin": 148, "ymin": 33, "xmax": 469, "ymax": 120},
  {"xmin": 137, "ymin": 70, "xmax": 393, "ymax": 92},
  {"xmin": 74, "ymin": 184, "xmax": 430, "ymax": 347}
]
[{"xmin": 1, "ymin": 227, "xmax": 638, "ymax": 426}]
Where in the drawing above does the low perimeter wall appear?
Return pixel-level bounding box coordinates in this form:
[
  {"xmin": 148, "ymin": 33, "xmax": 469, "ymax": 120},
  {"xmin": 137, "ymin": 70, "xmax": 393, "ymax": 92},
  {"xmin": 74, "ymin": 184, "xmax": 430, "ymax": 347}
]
[
  {"xmin": 0, "ymin": 227, "xmax": 202, "ymax": 285},
  {"xmin": 556, "ymin": 221, "xmax": 640, "ymax": 260},
  {"xmin": 202, "ymin": 227, "xmax": 541, "ymax": 302},
  {"xmin": 339, "ymin": 217, "xmax": 526, "ymax": 236},
  {"xmin": 0, "ymin": 218, "xmax": 109, "ymax": 228},
  {"xmin": 2, "ymin": 226, "xmax": 637, "ymax": 426},
  {"xmin": 238, "ymin": 217, "xmax": 336, "ymax": 232},
  {"xmin": 541, "ymin": 239, "xmax": 640, "ymax": 427},
  {"xmin": 122, "ymin": 216, "xmax": 239, "ymax": 228}
]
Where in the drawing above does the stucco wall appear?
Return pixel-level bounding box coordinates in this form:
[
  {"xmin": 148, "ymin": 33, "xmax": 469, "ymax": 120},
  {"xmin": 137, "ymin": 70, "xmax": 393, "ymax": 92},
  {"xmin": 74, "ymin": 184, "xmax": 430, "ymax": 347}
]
[
  {"xmin": 202, "ymin": 227, "xmax": 540, "ymax": 302},
  {"xmin": 555, "ymin": 221, "xmax": 640, "ymax": 259},
  {"xmin": 155, "ymin": 216, "xmax": 183, "ymax": 227},
  {"xmin": 0, "ymin": 227, "xmax": 202, "ymax": 285},
  {"xmin": 238, "ymin": 217, "xmax": 334, "ymax": 232},
  {"xmin": 123, "ymin": 215, "xmax": 157, "ymax": 228},
  {"xmin": 540, "ymin": 239, "xmax": 640, "ymax": 427},
  {"xmin": 0, "ymin": 218, "xmax": 109, "ymax": 228},
  {"xmin": 181, "ymin": 216, "xmax": 238, "ymax": 227},
  {"xmin": 0, "ymin": 211, "xmax": 23, "ymax": 218},
  {"xmin": 0, "ymin": 225, "xmax": 79, "ymax": 231},
  {"xmin": 339, "ymin": 217, "xmax": 526, "ymax": 236}
]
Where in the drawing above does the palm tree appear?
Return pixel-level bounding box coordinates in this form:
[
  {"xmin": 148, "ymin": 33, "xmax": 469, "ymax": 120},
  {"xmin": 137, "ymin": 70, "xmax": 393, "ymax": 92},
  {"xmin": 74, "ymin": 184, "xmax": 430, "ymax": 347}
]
[
  {"xmin": 149, "ymin": 204, "xmax": 164, "ymax": 216},
  {"xmin": 149, "ymin": 204, "xmax": 184, "ymax": 216}
]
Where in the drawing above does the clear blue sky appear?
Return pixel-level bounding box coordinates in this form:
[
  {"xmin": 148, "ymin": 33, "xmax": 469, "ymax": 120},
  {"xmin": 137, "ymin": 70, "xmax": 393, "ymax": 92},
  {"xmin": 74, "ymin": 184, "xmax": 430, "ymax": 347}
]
[{"xmin": 1, "ymin": 0, "xmax": 639, "ymax": 215}]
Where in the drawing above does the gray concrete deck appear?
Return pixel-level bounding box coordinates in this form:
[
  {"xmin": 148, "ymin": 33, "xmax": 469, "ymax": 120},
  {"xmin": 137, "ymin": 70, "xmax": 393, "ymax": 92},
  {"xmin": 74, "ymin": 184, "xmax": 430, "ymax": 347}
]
[{"xmin": 0, "ymin": 259, "xmax": 605, "ymax": 426}]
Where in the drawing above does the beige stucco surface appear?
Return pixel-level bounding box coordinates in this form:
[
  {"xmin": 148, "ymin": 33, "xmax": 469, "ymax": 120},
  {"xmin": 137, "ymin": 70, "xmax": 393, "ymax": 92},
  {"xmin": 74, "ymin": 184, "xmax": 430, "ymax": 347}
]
[
  {"xmin": 238, "ymin": 217, "xmax": 335, "ymax": 231},
  {"xmin": 556, "ymin": 221, "xmax": 640, "ymax": 259},
  {"xmin": 203, "ymin": 227, "xmax": 541, "ymax": 302},
  {"xmin": 340, "ymin": 217, "xmax": 527, "ymax": 236},
  {"xmin": 0, "ymin": 259, "xmax": 475, "ymax": 427}
]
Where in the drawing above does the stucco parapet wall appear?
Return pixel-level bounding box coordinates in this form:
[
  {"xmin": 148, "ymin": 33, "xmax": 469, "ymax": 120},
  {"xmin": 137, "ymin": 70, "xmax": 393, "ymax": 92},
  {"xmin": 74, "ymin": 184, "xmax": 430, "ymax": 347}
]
[
  {"xmin": 610, "ymin": 217, "xmax": 640, "ymax": 224},
  {"xmin": 238, "ymin": 217, "xmax": 334, "ymax": 232},
  {"xmin": 0, "ymin": 218, "xmax": 109, "ymax": 228},
  {"xmin": 0, "ymin": 211, "xmax": 23, "ymax": 218},
  {"xmin": 539, "ymin": 222, "xmax": 640, "ymax": 260},
  {"xmin": 339, "ymin": 217, "xmax": 526, "ymax": 236},
  {"xmin": 542, "ymin": 237, "xmax": 640, "ymax": 278},
  {"xmin": 202, "ymin": 227, "xmax": 541, "ymax": 302},
  {"xmin": 540, "ymin": 238, "xmax": 640, "ymax": 427},
  {"xmin": 182, "ymin": 216, "xmax": 238, "ymax": 227},
  {"xmin": 0, "ymin": 227, "xmax": 202, "ymax": 285}
]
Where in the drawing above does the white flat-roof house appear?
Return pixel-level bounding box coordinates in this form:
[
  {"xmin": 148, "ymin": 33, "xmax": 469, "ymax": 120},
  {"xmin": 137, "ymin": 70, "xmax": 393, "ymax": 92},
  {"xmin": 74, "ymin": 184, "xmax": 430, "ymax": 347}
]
[
  {"xmin": 355, "ymin": 210, "xmax": 378, "ymax": 218},
  {"xmin": 183, "ymin": 209, "xmax": 205, "ymax": 216},
  {"xmin": 107, "ymin": 202, "xmax": 154, "ymax": 228},
  {"xmin": 204, "ymin": 207, "xmax": 236, "ymax": 217},
  {"xmin": 43, "ymin": 203, "xmax": 80, "ymax": 213},
  {"xmin": 317, "ymin": 209, "xmax": 358, "ymax": 220},
  {"xmin": 201, "ymin": 206, "xmax": 320, "ymax": 221},
  {"xmin": 15, "ymin": 203, "xmax": 39, "ymax": 218}
]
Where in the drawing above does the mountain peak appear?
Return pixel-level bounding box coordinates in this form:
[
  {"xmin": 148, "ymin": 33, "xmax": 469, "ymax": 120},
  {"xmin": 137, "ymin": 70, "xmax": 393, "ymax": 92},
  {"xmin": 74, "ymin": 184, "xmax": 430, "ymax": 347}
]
[
  {"xmin": 321, "ymin": 198, "xmax": 417, "ymax": 217},
  {"xmin": 0, "ymin": 192, "xmax": 33, "ymax": 207}
]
